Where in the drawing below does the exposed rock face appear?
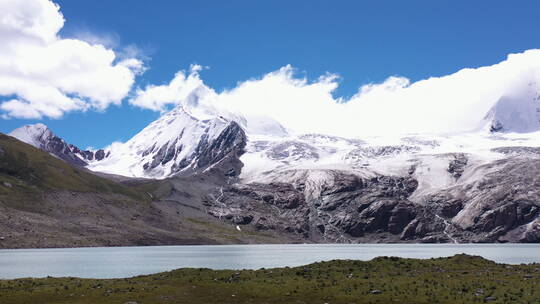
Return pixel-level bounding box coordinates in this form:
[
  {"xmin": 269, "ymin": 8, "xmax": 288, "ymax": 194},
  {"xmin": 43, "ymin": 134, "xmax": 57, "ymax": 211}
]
[
  {"xmin": 200, "ymin": 153, "xmax": 540, "ymax": 243},
  {"xmin": 401, "ymin": 158, "xmax": 540, "ymax": 243},
  {"xmin": 448, "ymin": 158, "xmax": 540, "ymax": 242},
  {"xmin": 203, "ymin": 169, "xmax": 423, "ymax": 242},
  {"xmin": 490, "ymin": 120, "xmax": 504, "ymax": 132},
  {"xmin": 491, "ymin": 146, "xmax": 540, "ymax": 157},
  {"xmin": 195, "ymin": 121, "xmax": 246, "ymax": 172},
  {"xmin": 345, "ymin": 145, "xmax": 421, "ymax": 162},
  {"xmin": 140, "ymin": 120, "xmax": 247, "ymax": 179},
  {"xmin": 267, "ymin": 141, "xmax": 319, "ymax": 162},
  {"xmin": 447, "ymin": 153, "xmax": 468, "ymax": 180}
]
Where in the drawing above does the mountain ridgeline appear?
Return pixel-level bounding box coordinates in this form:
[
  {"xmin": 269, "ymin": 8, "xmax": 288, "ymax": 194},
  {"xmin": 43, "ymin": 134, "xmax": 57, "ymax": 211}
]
[
  {"xmin": 4, "ymin": 91, "xmax": 540, "ymax": 247},
  {"xmin": 9, "ymin": 124, "xmax": 109, "ymax": 167}
]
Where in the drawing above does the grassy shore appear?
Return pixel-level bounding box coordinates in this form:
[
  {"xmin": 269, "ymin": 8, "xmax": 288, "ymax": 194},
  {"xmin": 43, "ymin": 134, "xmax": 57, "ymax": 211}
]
[{"xmin": 0, "ymin": 254, "xmax": 539, "ymax": 303}]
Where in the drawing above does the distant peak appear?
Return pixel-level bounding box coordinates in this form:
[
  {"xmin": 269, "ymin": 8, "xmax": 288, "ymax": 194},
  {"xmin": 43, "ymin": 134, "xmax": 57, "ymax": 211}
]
[
  {"xmin": 13, "ymin": 123, "xmax": 52, "ymax": 134},
  {"xmin": 12, "ymin": 123, "xmax": 51, "ymax": 135},
  {"xmin": 484, "ymin": 92, "xmax": 540, "ymax": 133},
  {"xmin": 24, "ymin": 123, "xmax": 49, "ymax": 132},
  {"xmin": 30, "ymin": 122, "xmax": 48, "ymax": 128},
  {"xmin": 9, "ymin": 123, "xmax": 54, "ymax": 148}
]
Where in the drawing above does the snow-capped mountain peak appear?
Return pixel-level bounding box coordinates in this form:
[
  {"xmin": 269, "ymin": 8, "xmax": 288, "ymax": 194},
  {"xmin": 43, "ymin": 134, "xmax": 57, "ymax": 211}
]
[
  {"xmin": 88, "ymin": 103, "xmax": 247, "ymax": 178},
  {"xmin": 9, "ymin": 123, "xmax": 53, "ymax": 148},
  {"xmin": 9, "ymin": 123, "xmax": 108, "ymax": 166},
  {"xmin": 484, "ymin": 83, "xmax": 540, "ymax": 133}
]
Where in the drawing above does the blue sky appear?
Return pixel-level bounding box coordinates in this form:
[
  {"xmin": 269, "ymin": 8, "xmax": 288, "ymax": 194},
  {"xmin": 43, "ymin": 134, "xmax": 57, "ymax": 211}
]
[{"xmin": 2, "ymin": 0, "xmax": 540, "ymax": 148}]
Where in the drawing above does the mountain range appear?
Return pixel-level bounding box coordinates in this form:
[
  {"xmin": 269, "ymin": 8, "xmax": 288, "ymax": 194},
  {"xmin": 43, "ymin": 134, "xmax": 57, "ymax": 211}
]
[{"xmin": 3, "ymin": 84, "xmax": 540, "ymax": 247}]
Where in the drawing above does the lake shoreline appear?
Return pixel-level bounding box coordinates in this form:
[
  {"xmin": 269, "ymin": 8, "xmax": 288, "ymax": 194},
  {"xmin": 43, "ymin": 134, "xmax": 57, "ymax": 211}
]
[
  {"xmin": 1, "ymin": 254, "xmax": 539, "ymax": 304},
  {"xmin": 2, "ymin": 244, "xmax": 540, "ymax": 280},
  {"xmin": 0, "ymin": 241, "xmax": 534, "ymax": 251}
]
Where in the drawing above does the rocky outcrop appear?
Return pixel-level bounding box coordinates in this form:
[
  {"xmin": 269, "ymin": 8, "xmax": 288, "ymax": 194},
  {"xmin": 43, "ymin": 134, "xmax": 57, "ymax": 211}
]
[
  {"xmin": 195, "ymin": 121, "xmax": 246, "ymax": 172},
  {"xmin": 199, "ymin": 154, "xmax": 540, "ymax": 243},
  {"xmin": 491, "ymin": 146, "xmax": 540, "ymax": 157},
  {"xmin": 202, "ymin": 169, "xmax": 424, "ymax": 242},
  {"xmin": 266, "ymin": 141, "xmax": 319, "ymax": 162},
  {"xmin": 447, "ymin": 153, "xmax": 468, "ymax": 180},
  {"xmin": 423, "ymin": 158, "xmax": 540, "ymax": 243},
  {"xmin": 344, "ymin": 145, "xmax": 421, "ymax": 162}
]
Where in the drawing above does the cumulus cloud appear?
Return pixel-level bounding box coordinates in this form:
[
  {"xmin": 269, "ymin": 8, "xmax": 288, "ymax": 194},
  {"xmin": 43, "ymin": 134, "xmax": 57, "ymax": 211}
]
[
  {"xmin": 131, "ymin": 49, "xmax": 540, "ymax": 136},
  {"xmin": 0, "ymin": 0, "xmax": 144, "ymax": 119},
  {"xmin": 130, "ymin": 64, "xmax": 207, "ymax": 112}
]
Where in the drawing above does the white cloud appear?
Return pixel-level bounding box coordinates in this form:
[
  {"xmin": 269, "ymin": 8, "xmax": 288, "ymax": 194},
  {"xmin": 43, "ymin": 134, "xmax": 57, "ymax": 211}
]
[
  {"xmin": 130, "ymin": 64, "xmax": 208, "ymax": 112},
  {"xmin": 0, "ymin": 0, "xmax": 144, "ymax": 119},
  {"xmin": 131, "ymin": 49, "xmax": 540, "ymax": 136},
  {"xmin": 68, "ymin": 30, "xmax": 119, "ymax": 49}
]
